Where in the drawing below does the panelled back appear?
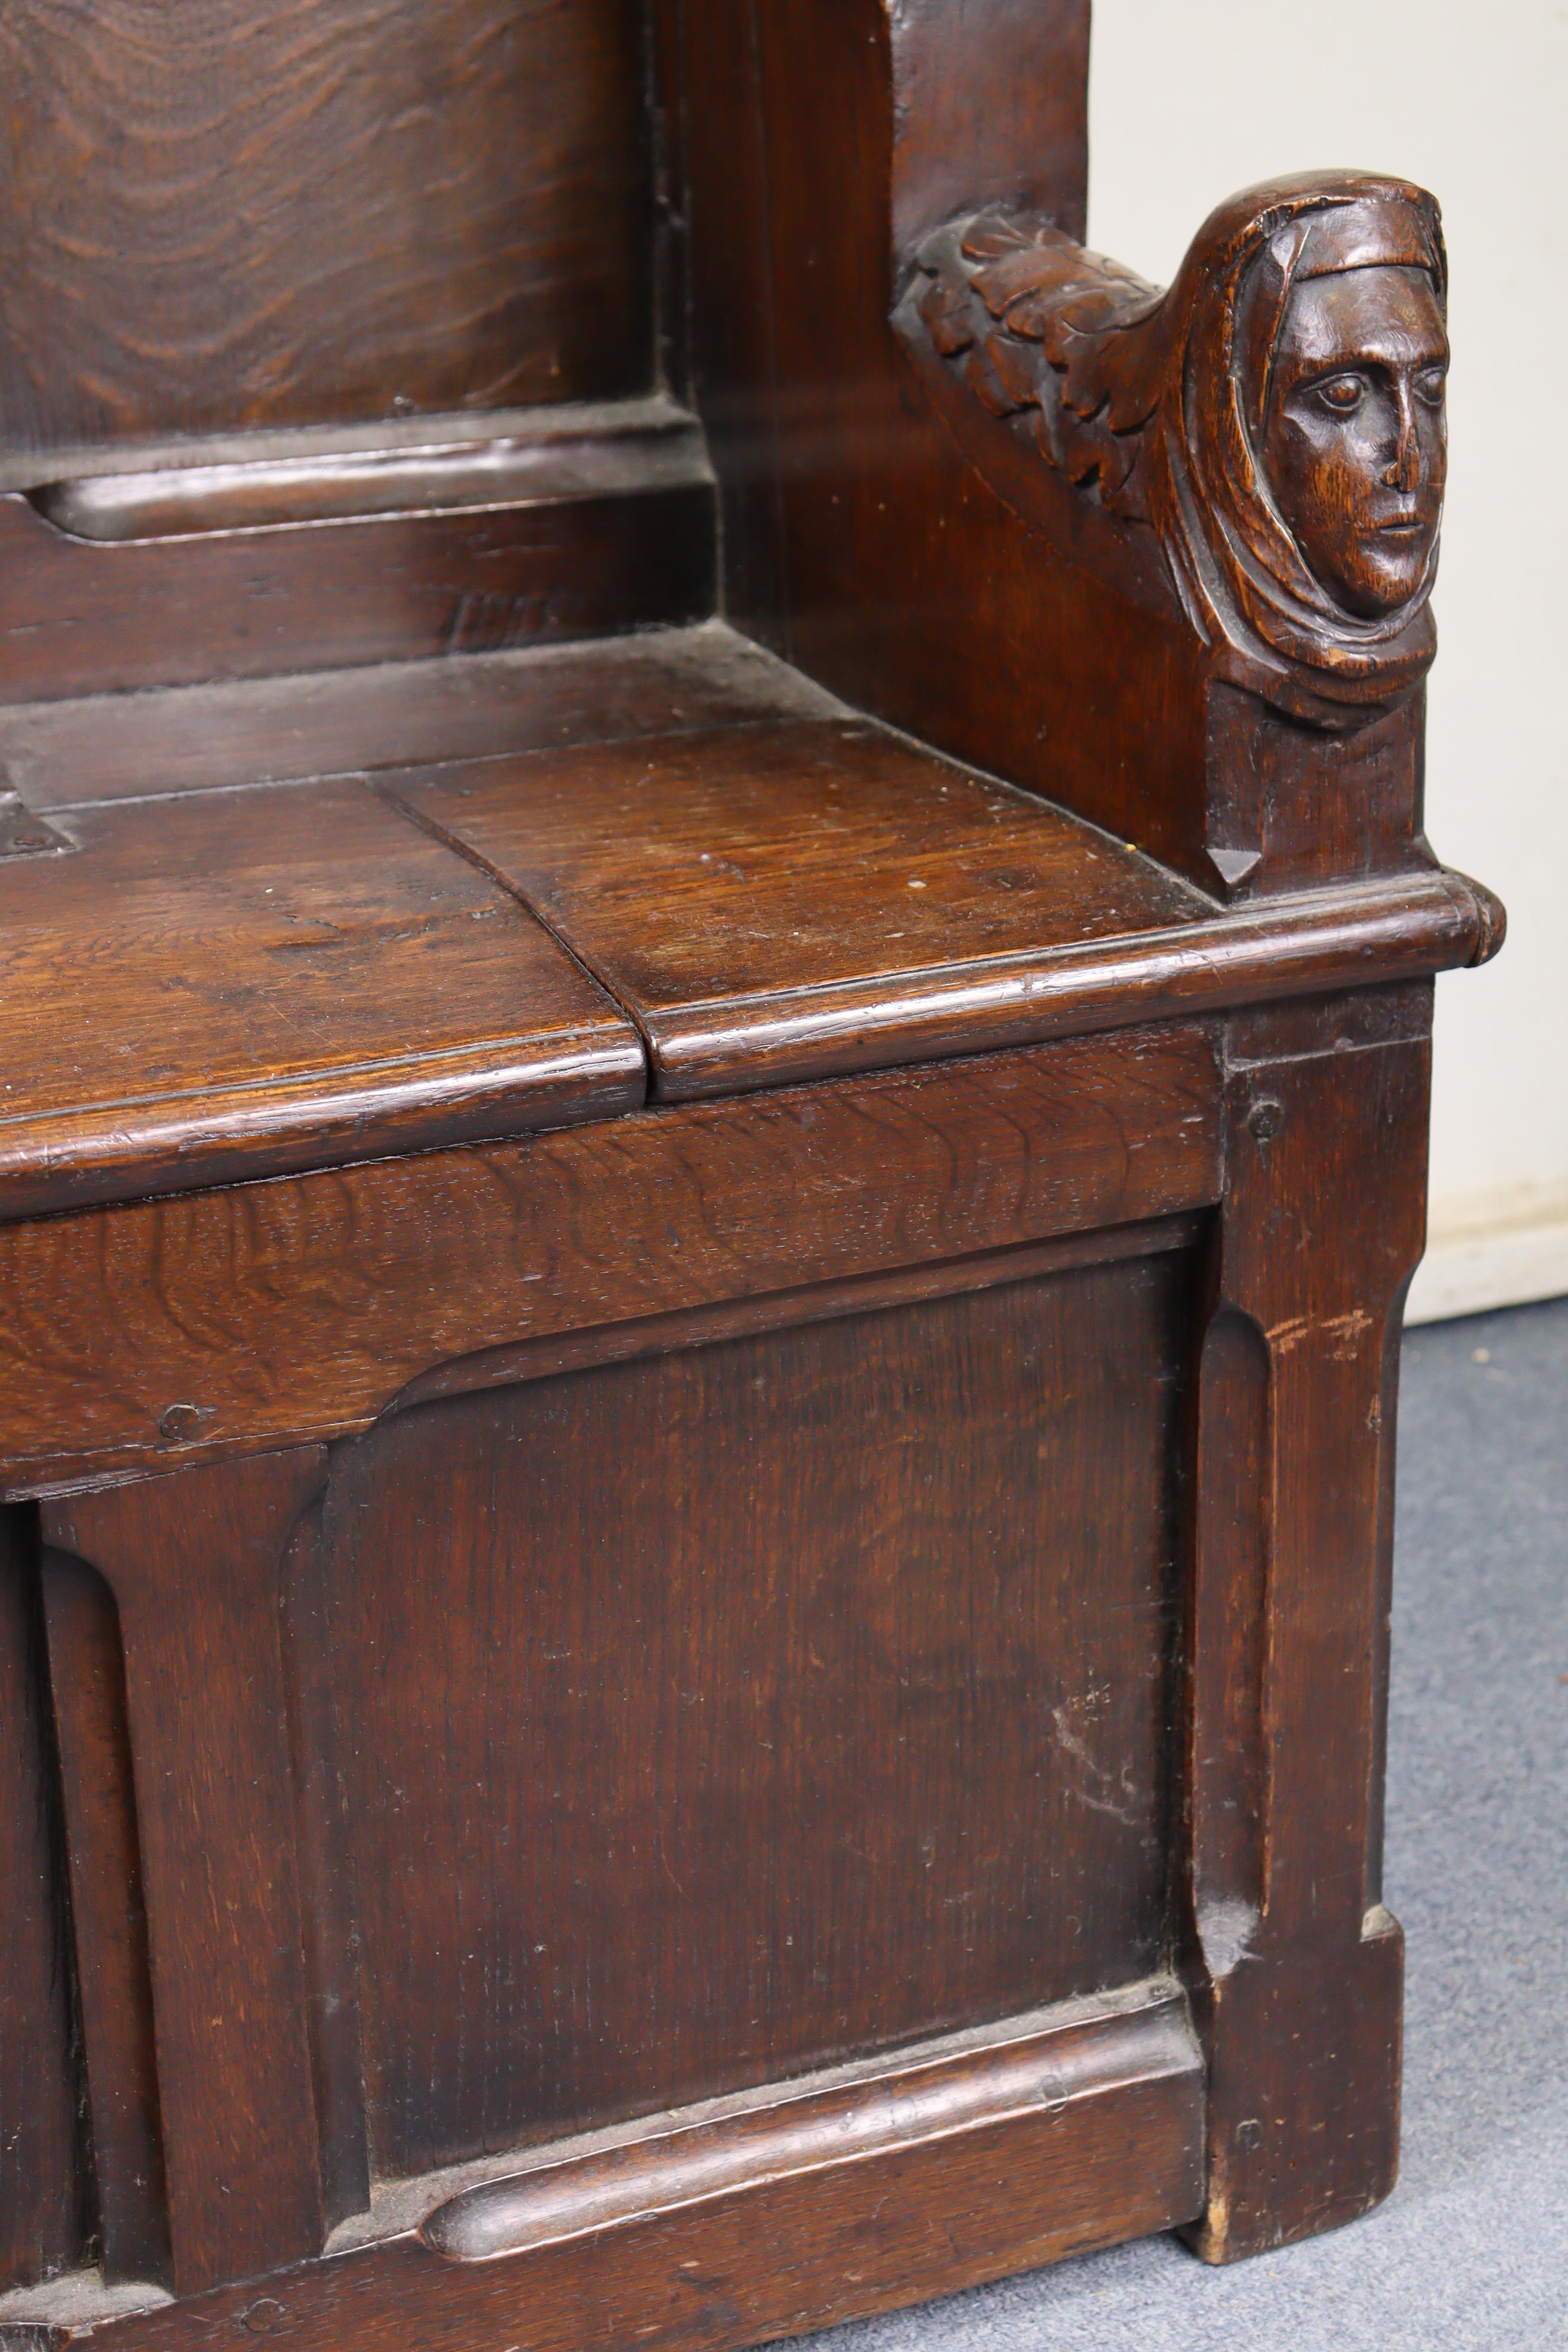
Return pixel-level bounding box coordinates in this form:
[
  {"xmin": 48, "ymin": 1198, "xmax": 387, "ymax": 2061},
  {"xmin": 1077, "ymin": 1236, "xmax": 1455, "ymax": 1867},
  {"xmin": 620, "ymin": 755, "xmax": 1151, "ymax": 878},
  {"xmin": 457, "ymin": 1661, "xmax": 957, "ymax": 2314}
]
[{"xmin": 0, "ymin": 0, "xmax": 654, "ymax": 463}]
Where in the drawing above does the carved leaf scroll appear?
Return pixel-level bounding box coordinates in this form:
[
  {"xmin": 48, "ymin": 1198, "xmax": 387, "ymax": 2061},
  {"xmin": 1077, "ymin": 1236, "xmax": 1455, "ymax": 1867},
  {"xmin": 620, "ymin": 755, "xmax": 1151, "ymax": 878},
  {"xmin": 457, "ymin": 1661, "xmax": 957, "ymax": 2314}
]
[{"xmin": 915, "ymin": 214, "xmax": 1164, "ymax": 512}]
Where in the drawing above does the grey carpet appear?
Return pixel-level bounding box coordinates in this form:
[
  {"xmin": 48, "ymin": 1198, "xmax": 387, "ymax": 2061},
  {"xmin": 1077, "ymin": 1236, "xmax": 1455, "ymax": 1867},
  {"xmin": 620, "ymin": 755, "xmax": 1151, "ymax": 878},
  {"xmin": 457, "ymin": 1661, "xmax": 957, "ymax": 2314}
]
[{"xmin": 816, "ymin": 1295, "xmax": 1568, "ymax": 2351}]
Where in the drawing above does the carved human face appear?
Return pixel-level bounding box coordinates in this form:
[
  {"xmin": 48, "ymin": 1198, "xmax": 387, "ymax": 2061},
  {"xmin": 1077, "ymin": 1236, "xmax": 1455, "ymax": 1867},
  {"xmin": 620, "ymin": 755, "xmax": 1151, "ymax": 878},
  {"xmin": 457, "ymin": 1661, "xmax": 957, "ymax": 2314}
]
[{"xmin": 1262, "ymin": 264, "xmax": 1448, "ymax": 617}]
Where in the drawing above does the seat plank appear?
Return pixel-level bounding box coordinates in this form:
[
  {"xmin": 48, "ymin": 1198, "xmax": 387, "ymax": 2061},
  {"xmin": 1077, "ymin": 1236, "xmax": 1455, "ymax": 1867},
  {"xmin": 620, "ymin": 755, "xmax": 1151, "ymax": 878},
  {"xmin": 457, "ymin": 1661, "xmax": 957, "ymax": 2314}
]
[
  {"xmin": 0, "ymin": 778, "xmax": 642, "ymax": 1219},
  {"xmin": 0, "ymin": 625, "xmax": 842, "ymax": 812},
  {"xmin": 393, "ymin": 718, "xmax": 1491, "ymax": 1096}
]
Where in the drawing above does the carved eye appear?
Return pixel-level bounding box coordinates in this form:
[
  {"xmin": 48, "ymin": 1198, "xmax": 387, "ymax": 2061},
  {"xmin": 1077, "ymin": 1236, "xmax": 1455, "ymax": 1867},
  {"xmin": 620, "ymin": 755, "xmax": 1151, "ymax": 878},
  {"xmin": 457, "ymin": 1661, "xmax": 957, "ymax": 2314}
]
[
  {"xmin": 1415, "ymin": 366, "xmax": 1447, "ymax": 409},
  {"xmin": 1314, "ymin": 375, "xmax": 1365, "ymax": 416}
]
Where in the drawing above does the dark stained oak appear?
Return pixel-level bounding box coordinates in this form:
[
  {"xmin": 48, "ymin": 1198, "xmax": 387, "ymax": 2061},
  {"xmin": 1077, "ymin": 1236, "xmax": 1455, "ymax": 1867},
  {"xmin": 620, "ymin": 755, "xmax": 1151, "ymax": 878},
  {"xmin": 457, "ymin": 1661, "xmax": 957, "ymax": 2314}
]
[
  {"xmin": 61, "ymin": 1989, "xmax": 1203, "ymax": 2352},
  {"xmin": 0, "ymin": 473, "xmax": 717, "ymax": 708},
  {"xmin": 394, "ymin": 1211, "xmax": 1204, "ymax": 1413},
  {"xmin": 0, "ymin": 688, "xmax": 1492, "ymax": 1221},
  {"xmin": 396, "ymin": 714, "xmax": 1213, "ymax": 999},
  {"xmin": 903, "ymin": 177, "xmax": 1448, "ymax": 744},
  {"xmin": 0, "ymin": 1516, "xmax": 89, "ymax": 2292},
  {"xmin": 43, "ymin": 1454, "xmax": 332, "ymax": 2299},
  {"xmin": 1181, "ymin": 1012, "xmax": 1432, "ymax": 2257},
  {"xmin": 886, "ymin": 1, "xmax": 1090, "ymax": 257},
  {"xmin": 0, "ymin": 1027, "xmax": 1221, "ymax": 1492},
  {"xmin": 41, "ymin": 1552, "xmax": 172, "ymax": 2288},
  {"xmin": 675, "ymin": 0, "xmax": 1218, "ymax": 873},
  {"xmin": 419, "ymin": 1987, "xmax": 1200, "ymax": 2265},
  {"xmin": 0, "ymin": 625, "xmax": 841, "ymax": 814},
  {"xmin": 398, "ymin": 718, "xmax": 1498, "ymax": 1097},
  {"xmin": 278, "ymin": 1504, "xmax": 373, "ymax": 2239},
  {"xmin": 0, "ymin": 0, "xmax": 653, "ymax": 459},
  {"xmin": 0, "ymin": 776, "xmax": 642, "ymax": 1220},
  {"xmin": 328, "ymin": 1253, "xmax": 1188, "ymax": 2174},
  {"xmin": 0, "ymin": 0, "xmax": 1508, "ymax": 2337},
  {"xmin": 673, "ymin": 0, "xmax": 1465, "ymax": 901},
  {"xmin": 25, "ymin": 400, "xmax": 709, "ymax": 544}
]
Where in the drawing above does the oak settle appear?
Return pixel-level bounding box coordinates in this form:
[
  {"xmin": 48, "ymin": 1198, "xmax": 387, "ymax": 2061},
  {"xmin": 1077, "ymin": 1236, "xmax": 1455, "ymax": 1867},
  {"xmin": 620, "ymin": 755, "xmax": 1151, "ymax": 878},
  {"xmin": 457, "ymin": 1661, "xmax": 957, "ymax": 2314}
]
[{"xmin": 0, "ymin": 6, "xmax": 1501, "ymax": 2352}]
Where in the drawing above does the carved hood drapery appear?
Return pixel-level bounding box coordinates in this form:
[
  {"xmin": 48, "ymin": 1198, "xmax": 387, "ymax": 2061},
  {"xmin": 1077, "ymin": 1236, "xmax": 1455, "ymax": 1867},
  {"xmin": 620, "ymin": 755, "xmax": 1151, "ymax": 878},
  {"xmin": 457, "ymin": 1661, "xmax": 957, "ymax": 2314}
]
[{"xmin": 909, "ymin": 172, "xmax": 1448, "ymax": 729}]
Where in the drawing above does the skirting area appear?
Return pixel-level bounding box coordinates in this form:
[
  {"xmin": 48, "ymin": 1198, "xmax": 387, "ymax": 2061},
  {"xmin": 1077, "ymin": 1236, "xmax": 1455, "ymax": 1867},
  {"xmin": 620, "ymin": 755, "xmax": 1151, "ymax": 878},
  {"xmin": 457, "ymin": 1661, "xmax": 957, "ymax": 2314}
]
[
  {"xmin": 818, "ymin": 1295, "xmax": 1568, "ymax": 2352},
  {"xmin": 1406, "ymin": 1194, "xmax": 1568, "ymax": 1325}
]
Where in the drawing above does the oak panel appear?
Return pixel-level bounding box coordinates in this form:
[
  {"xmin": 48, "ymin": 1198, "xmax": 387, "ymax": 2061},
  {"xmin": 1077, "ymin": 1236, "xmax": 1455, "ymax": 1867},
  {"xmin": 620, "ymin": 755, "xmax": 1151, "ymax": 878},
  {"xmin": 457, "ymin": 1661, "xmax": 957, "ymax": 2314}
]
[
  {"xmin": 328, "ymin": 1251, "xmax": 1188, "ymax": 2173},
  {"xmin": 0, "ymin": 625, "xmax": 831, "ymax": 814},
  {"xmin": 0, "ymin": 477, "xmax": 716, "ymax": 708},
  {"xmin": 0, "ymin": 1026, "xmax": 1221, "ymax": 1490},
  {"xmin": 676, "ymin": 0, "xmax": 1216, "ymax": 877},
  {"xmin": 0, "ymin": 0, "xmax": 652, "ymax": 458}
]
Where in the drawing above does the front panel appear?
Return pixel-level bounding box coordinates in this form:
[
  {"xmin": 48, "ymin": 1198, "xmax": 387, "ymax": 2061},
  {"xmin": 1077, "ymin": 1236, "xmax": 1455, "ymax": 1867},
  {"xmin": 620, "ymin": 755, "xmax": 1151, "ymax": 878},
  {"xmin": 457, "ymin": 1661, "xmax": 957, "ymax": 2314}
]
[{"xmin": 318, "ymin": 1251, "xmax": 1189, "ymax": 2178}]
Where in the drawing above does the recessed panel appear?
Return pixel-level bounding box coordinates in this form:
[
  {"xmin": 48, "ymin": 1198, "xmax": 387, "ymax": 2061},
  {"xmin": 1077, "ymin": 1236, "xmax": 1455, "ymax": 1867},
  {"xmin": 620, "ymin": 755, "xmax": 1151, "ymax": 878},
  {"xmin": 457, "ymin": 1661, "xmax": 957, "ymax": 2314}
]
[
  {"xmin": 0, "ymin": 0, "xmax": 652, "ymax": 457},
  {"xmin": 319, "ymin": 1249, "xmax": 1189, "ymax": 2178}
]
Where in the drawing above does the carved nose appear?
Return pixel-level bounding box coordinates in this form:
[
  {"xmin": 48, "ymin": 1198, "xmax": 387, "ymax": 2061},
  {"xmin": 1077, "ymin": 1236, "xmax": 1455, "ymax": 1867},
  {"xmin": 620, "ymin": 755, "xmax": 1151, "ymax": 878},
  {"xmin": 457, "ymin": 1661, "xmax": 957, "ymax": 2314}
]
[
  {"xmin": 1385, "ymin": 390, "xmax": 1421, "ymax": 492},
  {"xmin": 1383, "ymin": 441, "xmax": 1419, "ymax": 492}
]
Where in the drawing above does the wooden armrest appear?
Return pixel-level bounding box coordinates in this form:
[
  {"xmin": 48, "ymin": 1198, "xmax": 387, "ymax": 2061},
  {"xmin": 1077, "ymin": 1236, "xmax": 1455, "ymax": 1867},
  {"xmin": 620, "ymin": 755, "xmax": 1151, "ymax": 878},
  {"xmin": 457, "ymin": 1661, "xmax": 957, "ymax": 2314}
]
[
  {"xmin": 673, "ymin": 0, "xmax": 1488, "ymax": 915},
  {"xmin": 897, "ymin": 176, "xmax": 1449, "ymax": 740}
]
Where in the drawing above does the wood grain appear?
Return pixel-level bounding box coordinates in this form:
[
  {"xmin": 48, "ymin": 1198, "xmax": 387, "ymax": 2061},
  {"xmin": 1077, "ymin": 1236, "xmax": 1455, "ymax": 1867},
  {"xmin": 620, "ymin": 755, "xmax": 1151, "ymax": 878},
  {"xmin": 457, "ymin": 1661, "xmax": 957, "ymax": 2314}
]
[
  {"xmin": 0, "ymin": 0, "xmax": 1508, "ymax": 2327},
  {"xmin": 0, "ymin": 624, "xmax": 841, "ymax": 814},
  {"xmin": 675, "ymin": 0, "xmax": 1216, "ymax": 877},
  {"xmin": 41, "ymin": 1551, "xmax": 172, "ymax": 2288},
  {"xmin": 394, "ymin": 1213, "xmax": 1204, "ymax": 1413},
  {"xmin": 43, "ymin": 1454, "xmax": 331, "ymax": 2298},
  {"xmin": 0, "ymin": 1515, "xmax": 88, "ymax": 2292},
  {"xmin": 31, "ymin": 403, "xmax": 710, "ymax": 543},
  {"xmin": 330, "ymin": 1253, "xmax": 1188, "ymax": 2173},
  {"xmin": 0, "ymin": 1027, "xmax": 1222, "ymax": 1492},
  {"xmin": 0, "ymin": 776, "xmax": 642, "ymax": 1220},
  {"xmin": 0, "ymin": 475, "xmax": 716, "ymax": 708},
  {"xmin": 422, "ymin": 1985, "xmax": 1198, "ymax": 2259},
  {"xmin": 70, "ymin": 1988, "xmax": 1202, "ymax": 2352},
  {"xmin": 398, "ymin": 718, "xmax": 1501, "ymax": 1099},
  {"xmin": 278, "ymin": 1507, "xmax": 371, "ymax": 2236},
  {"xmin": 397, "ymin": 715, "xmax": 1210, "ymax": 999},
  {"xmin": 0, "ymin": 0, "xmax": 652, "ymax": 458},
  {"xmin": 1182, "ymin": 1012, "xmax": 1431, "ymax": 2258},
  {"xmin": 672, "ymin": 0, "xmax": 1466, "ymax": 899},
  {"xmin": 888, "ymin": 1, "xmax": 1090, "ymax": 257}
]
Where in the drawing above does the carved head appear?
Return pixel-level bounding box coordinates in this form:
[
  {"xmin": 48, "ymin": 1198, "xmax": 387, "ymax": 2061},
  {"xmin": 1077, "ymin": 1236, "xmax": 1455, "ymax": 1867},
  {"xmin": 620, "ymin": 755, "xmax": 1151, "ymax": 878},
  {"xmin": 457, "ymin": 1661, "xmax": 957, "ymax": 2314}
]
[
  {"xmin": 907, "ymin": 171, "xmax": 1449, "ymax": 726},
  {"xmin": 1260, "ymin": 263, "xmax": 1448, "ymax": 616},
  {"xmin": 1167, "ymin": 175, "xmax": 1450, "ymax": 723},
  {"xmin": 1216, "ymin": 188, "xmax": 1451, "ymax": 642}
]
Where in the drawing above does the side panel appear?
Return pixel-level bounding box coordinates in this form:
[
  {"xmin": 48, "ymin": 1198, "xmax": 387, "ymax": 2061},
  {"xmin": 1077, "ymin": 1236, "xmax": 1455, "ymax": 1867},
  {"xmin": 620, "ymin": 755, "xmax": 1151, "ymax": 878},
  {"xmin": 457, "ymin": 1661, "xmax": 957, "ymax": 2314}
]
[
  {"xmin": 25, "ymin": 1217, "xmax": 1200, "ymax": 2308},
  {"xmin": 674, "ymin": 0, "xmax": 1212, "ymax": 873}
]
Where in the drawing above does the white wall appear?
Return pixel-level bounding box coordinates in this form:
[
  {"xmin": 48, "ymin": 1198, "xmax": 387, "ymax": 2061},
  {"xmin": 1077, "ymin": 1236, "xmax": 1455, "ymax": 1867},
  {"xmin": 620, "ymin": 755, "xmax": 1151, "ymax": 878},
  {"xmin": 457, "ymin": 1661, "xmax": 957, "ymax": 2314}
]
[{"xmin": 1087, "ymin": 1, "xmax": 1568, "ymax": 1320}]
